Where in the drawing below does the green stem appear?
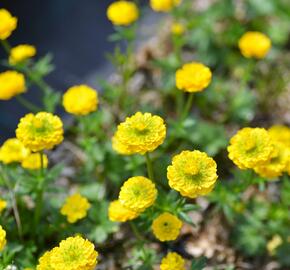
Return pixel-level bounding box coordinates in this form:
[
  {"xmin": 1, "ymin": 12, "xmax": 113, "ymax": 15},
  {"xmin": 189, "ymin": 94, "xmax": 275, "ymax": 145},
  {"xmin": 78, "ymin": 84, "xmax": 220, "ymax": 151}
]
[
  {"xmin": 34, "ymin": 152, "xmax": 45, "ymax": 236},
  {"xmin": 129, "ymin": 222, "xmax": 144, "ymax": 242},
  {"xmin": 15, "ymin": 95, "xmax": 41, "ymax": 113},
  {"xmin": 1, "ymin": 40, "xmax": 11, "ymax": 54},
  {"xmin": 145, "ymin": 152, "xmax": 155, "ymax": 182},
  {"xmin": 180, "ymin": 92, "xmax": 194, "ymax": 121}
]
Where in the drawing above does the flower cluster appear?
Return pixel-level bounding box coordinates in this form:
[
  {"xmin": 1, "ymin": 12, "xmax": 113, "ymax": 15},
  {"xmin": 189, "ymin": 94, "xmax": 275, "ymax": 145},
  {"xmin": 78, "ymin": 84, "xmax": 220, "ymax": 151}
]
[
  {"xmin": 167, "ymin": 150, "xmax": 218, "ymax": 198},
  {"xmin": 0, "ymin": 9, "xmax": 17, "ymax": 40},
  {"xmin": 0, "ymin": 70, "xmax": 26, "ymax": 100},
  {"xmin": 9, "ymin": 44, "xmax": 36, "ymax": 65},
  {"xmin": 60, "ymin": 193, "xmax": 91, "ymax": 223},
  {"xmin": 108, "ymin": 200, "xmax": 140, "ymax": 222},
  {"xmin": 150, "ymin": 0, "xmax": 181, "ymax": 12},
  {"xmin": 152, "ymin": 212, "xmax": 182, "ymax": 241},
  {"xmin": 175, "ymin": 62, "xmax": 212, "ymax": 92},
  {"xmin": 0, "ymin": 225, "xmax": 7, "ymax": 251},
  {"xmin": 112, "ymin": 112, "xmax": 166, "ymax": 155},
  {"xmin": 107, "ymin": 1, "xmax": 139, "ymax": 26},
  {"xmin": 62, "ymin": 85, "xmax": 98, "ymax": 116},
  {"xmin": 16, "ymin": 112, "xmax": 64, "ymax": 152},
  {"xmin": 160, "ymin": 252, "xmax": 185, "ymax": 270},
  {"xmin": 37, "ymin": 236, "xmax": 98, "ymax": 270},
  {"xmin": 21, "ymin": 153, "xmax": 49, "ymax": 170},
  {"xmin": 238, "ymin": 31, "xmax": 271, "ymax": 59}
]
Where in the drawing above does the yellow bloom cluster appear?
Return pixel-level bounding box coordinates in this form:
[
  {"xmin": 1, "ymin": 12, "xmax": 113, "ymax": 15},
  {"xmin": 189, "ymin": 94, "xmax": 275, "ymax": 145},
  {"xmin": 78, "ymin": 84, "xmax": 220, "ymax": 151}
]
[
  {"xmin": 268, "ymin": 125, "xmax": 290, "ymax": 148},
  {"xmin": 108, "ymin": 200, "xmax": 140, "ymax": 222},
  {"xmin": 119, "ymin": 176, "xmax": 157, "ymax": 213},
  {"xmin": 9, "ymin": 44, "xmax": 36, "ymax": 65},
  {"xmin": 16, "ymin": 112, "xmax": 64, "ymax": 152},
  {"xmin": 171, "ymin": 22, "xmax": 185, "ymax": 35},
  {"xmin": 0, "ymin": 70, "xmax": 26, "ymax": 100},
  {"xmin": 0, "ymin": 225, "xmax": 7, "ymax": 251},
  {"xmin": 152, "ymin": 212, "xmax": 182, "ymax": 241},
  {"xmin": 160, "ymin": 252, "xmax": 186, "ymax": 270},
  {"xmin": 107, "ymin": 1, "xmax": 139, "ymax": 26},
  {"xmin": 60, "ymin": 193, "xmax": 91, "ymax": 223},
  {"xmin": 238, "ymin": 31, "xmax": 271, "ymax": 59},
  {"xmin": 37, "ymin": 236, "xmax": 98, "ymax": 270},
  {"xmin": 0, "ymin": 138, "xmax": 30, "ymax": 164},
  {"xmin": 21, "ymin": 153, "xmax": 49, "ymax": 170},
  {"xmin": 0, "ymin": 199, "xmax": 7, "ymax": 214},
  {"xmin": 167, "ymin": 150, "xmax": 218, "ymax": 198},
  {"xmin": 176, "ymin": 62, "xmax": 212, "ymax": 92},
  {"xmin": 0, "ymin": 9, "xmax": 17, "ymax": 40},
  {"xmin": 228, "ymin": 127, "xmax": 273, "ymax": 170},
  {"xmin": 150, "ymin": 0, "xmax": 181, "ymax": 12},
  {"xmin": 62, "ymin": 85, "xmax": 98, "ymax": 116},
  {"xmin": 112, "ymin": 112, "xmax": 166, "ymax": 155}
]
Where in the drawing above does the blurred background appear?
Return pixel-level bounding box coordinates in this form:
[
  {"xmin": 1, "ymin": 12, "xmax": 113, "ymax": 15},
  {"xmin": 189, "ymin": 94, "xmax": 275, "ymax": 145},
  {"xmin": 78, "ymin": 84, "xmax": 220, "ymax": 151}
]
[{"xmin": 0, "ymin": 0, "xmax": 146, "ymax": 141}]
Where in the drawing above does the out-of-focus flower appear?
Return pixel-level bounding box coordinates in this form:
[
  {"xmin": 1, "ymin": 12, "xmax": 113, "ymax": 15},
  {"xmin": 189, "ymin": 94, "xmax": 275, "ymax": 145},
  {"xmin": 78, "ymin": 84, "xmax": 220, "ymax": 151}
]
[
  {"xmin": 60, "ymin": 193, "xmax": 91, "ymax": 223},
  {"xmin": 167, "ymin": 150, "xmax": 218, "ymax": 198},
  {"xmin": 267, "ymin": 235, "xmax": 282, "ymax": 255},
  {"xmin": 119, "ymin": 176, "xmax": 157, "ymax": 212},
  {"xmin": 176, "ymin": 62, "xmax": 212, "ymax": 92},
  {"xmin": 0, "ymin": 9, "xmax": 17, "ymax": 40},
  {"xmin": 21, "ymin": 152, "xmax": 48, "ymax": 170},
  {"xmin": 16, "ymin": 112, "xmax": 64, "ymax": 152},
  {"xmin": 50, "ymin": 236, "xmax": 98, "ymax": 270},
  {"xmin": 112, "ymin": 112, "xmax": 166, "ymax": 155},
  {"xmin": 9, "ymin": 44, "xmax": 36, "ymax": 65},
  {"xmin": 238, "ymin": 31, "xmax": 271, "ymax": 59},
  {"xmin": 160, "ymin": 252, "xmax": 185, "ymax": 270},
  {"xmin": 268, "ymin": 125, "xmax": 290, "ymax": 148},
  {"xmin": 254, "ymin": 143, "xmax": 289, "ymax": 179},
  {"xmin": 0, "ymin": 138, "xmax": 30, "ymax": 164},
  {"xmin": 0, "ymin": 70, "xmax": 26, "ymax": 100},
  {"xmin": 108, "ymin": 200, "xmax": 140, "ymax": 222},
  {"xmin": 150, "ymin": 0, "xmax": 181, "ymax": 12},
  {"xmin": 171, "ymin": 22, "xmax": 185, "ymax": 35},
  {"xmin": 0, "ymin": 199, "xmax": 7, "ymax": 214},
  {"xmin": 62, "ymin": 85, "xmax": 98, "ymax": 116},
  {"xmin": 0, "ymin": 225, "xmax": 7, "ymax": 251},
  {"xmin": 228, "ymin": 127, "xmax": 273, "ymax": 169},
  {"xmin": 152, "ymin": 212, "xmax": 182, "ymax": 241},
  {"xmin": 107, "ymin": 1, "xmax": 139, "ymax": 26}
]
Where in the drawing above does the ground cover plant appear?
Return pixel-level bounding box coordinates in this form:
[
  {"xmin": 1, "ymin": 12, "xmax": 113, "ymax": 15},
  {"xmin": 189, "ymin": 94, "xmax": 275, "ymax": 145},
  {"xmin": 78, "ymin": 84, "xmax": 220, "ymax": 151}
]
[{"xmin": 0, "ymin": 0, "xmax": 290, "ymax": 269}]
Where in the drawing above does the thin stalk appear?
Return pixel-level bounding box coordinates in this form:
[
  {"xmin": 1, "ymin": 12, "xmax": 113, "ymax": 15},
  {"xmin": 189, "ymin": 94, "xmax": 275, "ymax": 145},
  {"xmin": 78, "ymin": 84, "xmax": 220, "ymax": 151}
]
[
  {"xmin": 0, "ymin": 166, "xmax": 23, "ymax": 241},
  {"xmin": 145, "ymin": 152, "xmax": 155, "ymax": 182},
  {"xmin": 1, "ymin": 40, "xmax": 11, "ymax": 53},
  {"xmin": 129, "ymin": 222, "xmax": 144, "ymax": 242},
  {"xmin": 15, "ymin": 95, "xmax": 41, "ymax": 113},
  {"xmin": 180, "ymin": 92, "xmax": 194, "ymax": 121}
]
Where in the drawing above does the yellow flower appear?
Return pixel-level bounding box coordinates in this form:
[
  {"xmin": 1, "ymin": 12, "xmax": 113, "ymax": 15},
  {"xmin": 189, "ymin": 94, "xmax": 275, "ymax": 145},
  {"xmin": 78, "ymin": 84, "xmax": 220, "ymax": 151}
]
[
  {"xmin": 16, "ymin": 112, "xmax": 64, "ymax": 152},
  {"xmin": 176, "ymin": 62, "xmax": 212, "ymax": 93},
  {"xmin": 49, "ymin": 236, "xmax": 98, "ymax": 270},
  {"xmin": 0, "ymin": 225, "xmax": 7, "ymax": 252},
  {"xmin": 107, "ymin": 1, "xmax": 139, "ymax": 26},
  {"xmin": 0, "ymin": 70, "xmax": 26, "ymax": 100},
  {"xmin": 108, "ymin": 200, "xmax": 140, "ymax": 222},
  {"xmin": 119, "ymin": 176, "xmax": 157, "ymax": 212},
  {"xmin": 228, "ymin": 128, "xmax": 274, "ymax": 170},
  {"xmin": 0, "ymin": 9, "xmax": 17, "ymax": 40},
  {"xmin": 268, "ymin": 125, "xmax": 290, "ymax": 148},
  {"xmin": 112, "ymin": 112, "xmax": 166, "ymax": 155},
  {"xmin": 171, "ymin": 22, "xmax": 185, "ymax": 35},
  {"xmin": 167, "ymin": 150, "xmax": 218, "ymax": 198},
  {"xmin": 60, "ymin": 193, "xmax": 91, "ymax": 223},
  {"xmin": 267, "ymin": 235, "xmax": 282, "ymax": 256},
  {"xmin": 150, "ymin": 0, "xmax": 181, "ymax": 12},
  {"xmin": 0, "ymin": 138, "xmax": 30, "ymax": 164},
  {"xmin": 62, "ymin": 85, "xmax": 98, "ymax": 116},
  {"xmin": 37, "ymin": 251, "xmax": 54, "ymax": 270},
  {"xmin": 254, "ymin": 143, "xmax": 289, "ymax": 179},
  {"xmin": 9, "ymin": 44, "xmax": 36, "ymax": 65},
  {"xmin": 0, "ymin": 199, "xmax": 7, "ymax": 214},
  {"xmin": 238, "ymin": 31, "xmax": 271, "ymax": 59},
  {"xmin": 21, "ymin": 153, "xmax": 49, "ymax": 170},
  {"xmin": 152, "ymin": 212, "xmax": 182, "ymax": 242},
  {"xmin": 160, "ymin": 252, "xmax": 185, "ymax": 270}
]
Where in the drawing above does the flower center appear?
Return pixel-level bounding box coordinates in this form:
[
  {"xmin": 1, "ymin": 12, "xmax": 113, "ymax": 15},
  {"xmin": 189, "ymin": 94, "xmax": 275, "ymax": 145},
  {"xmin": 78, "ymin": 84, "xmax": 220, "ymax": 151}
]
[
  {"xmin": 184, "ymin": 163, "xmax": 199, "ymax": 176},
  {"xmin": 244, "ymin": 138, "xmax": 256, "ymax": 151},
  {"xmin": 33, "ymin": 118, "xmax": 44, "ymax": 130},
  {"xmin": 133, "ymin": 122, "xmax": 148, "ymax": 132}
]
